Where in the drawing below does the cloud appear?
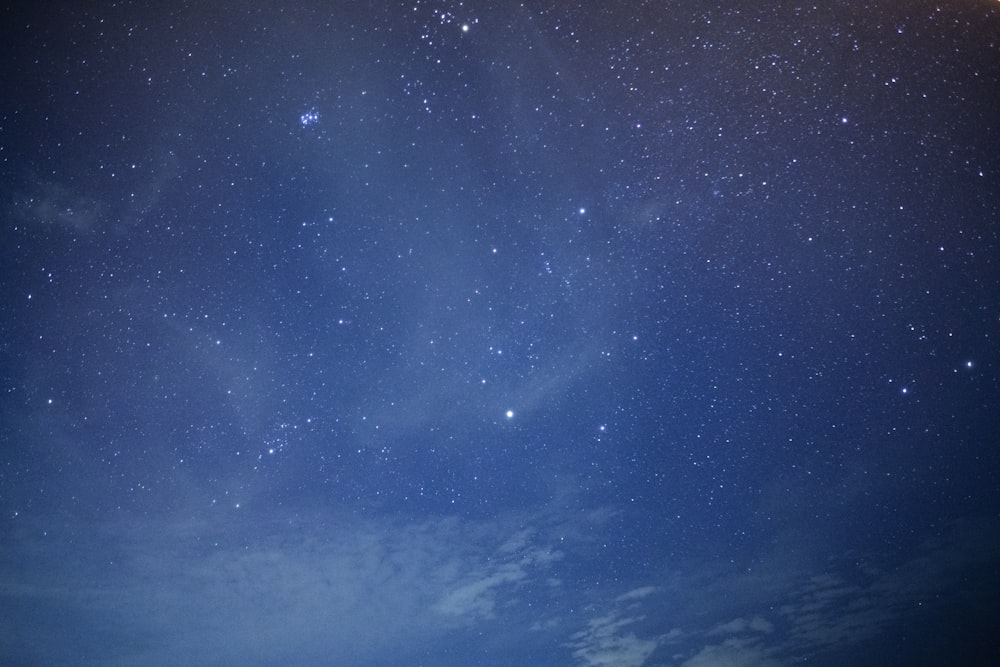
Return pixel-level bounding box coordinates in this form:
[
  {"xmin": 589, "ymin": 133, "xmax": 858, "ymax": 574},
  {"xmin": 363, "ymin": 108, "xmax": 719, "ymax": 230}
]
[
  {"xmin": 683, "ymin": 617, "xmax": 780, "ymax": 667},
  {"xmin": 434, "ymin": 527, "xmax": 562, "ymax": 619},
  {"xmin": 1, "ymin": 508, "xmax": 558, "ymax": 665},
  {"xmin": 567, "ymin": 587, "xmax": 671, "ymax": 667},
  {"xmin": 4, "ymin": 495, "xmax": 997, "ymax": 666},
  {"xmin": 664, "ymin": 516, "xmax": 1000, "ymax": 665},
  {"xmin": 680, "ymin": 638, "xmax": 781, "ymax": 667},
  {"xmin": 617, "ymin": 585, "xmax": 659, "ymax": 602},
  {"xmin": 434, "ymin": 563, "xmax": 528, "ymax": 617},
  {"xmin": 568, "ymin": 613, "xmax": 660, "ymax": 667},
  {"xmin": 708, "ymin": 616, "xmax": 775, "ymax": 636},
  {"xmin": 2, "ymin": 498, "xmax": 601, "ymax": 666}
]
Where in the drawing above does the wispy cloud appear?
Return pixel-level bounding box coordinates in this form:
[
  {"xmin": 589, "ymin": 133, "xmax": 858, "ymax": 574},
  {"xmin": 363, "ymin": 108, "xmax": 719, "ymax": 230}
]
[
  {"xmin": 434, "ymin": 526, "xmax": 563, "ymax": 619},
  {"xmin": 558, "ymin": 516, "xmax": 1000, "ymax": 667},
  {"xmin": 1, "ymin": 506, "xmax": 569, "ymax": 665},
  {"xmin": 567, "ymin": 586, "xmax": 671, "ymax": 667},
  {"xmin": 680, "ymin": 637, "xmax": 781, "ymax": 667},
  {"xmin": 708, "ymin": 616, "xmax": 775, "ymax": 636},
  {"xmin": 3, "ymin": 504, "xmax": 996, "ymax": 666}
]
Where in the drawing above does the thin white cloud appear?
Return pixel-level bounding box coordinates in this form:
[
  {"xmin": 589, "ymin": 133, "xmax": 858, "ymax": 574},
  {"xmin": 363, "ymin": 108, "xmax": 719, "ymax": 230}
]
[
  {"xmin": 498, "ymin": 527, "xmax": 535, "ymax": 554},
  {"xmin": 680, "ymin": 637, "xmax": 781, "ymax": 667},
  {"xmin": 434, "ymin": 563, "xmax": 528, "ymax": 618},
  {"xmin": 665, "ymin": 516, "xmax": 1000, "ymax": 664},
  {"xmin": 0, "ymin": 507, "xmax": 565, "ymax": 665},
  {"xmin": 4, "ymin": 499, "xmax": 996, "ymax": 665},
  {"xmin": 434, "ymin": 527, "xmax": 563, "ymax": 619},
  {"xmin": 568, "ymin": 614, "xmax": 660, "ymax": 667},
  {"xmin": 567, "ymin": 587, "xmax": 670, "ymax": 667},
  {"xmin": 617, "ymin": 585, "xmax": 659, "ymax": 602},
  {"xmin": 709, "ymin": 615, "xmax": 775, "ymax": 636}
]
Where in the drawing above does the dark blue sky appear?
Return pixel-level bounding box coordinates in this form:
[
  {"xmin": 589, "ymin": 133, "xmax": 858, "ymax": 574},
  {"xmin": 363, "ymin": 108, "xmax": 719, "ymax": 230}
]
[{"xmin": 2, "ymin": 2, "xmax": 999, "ymax": 665}]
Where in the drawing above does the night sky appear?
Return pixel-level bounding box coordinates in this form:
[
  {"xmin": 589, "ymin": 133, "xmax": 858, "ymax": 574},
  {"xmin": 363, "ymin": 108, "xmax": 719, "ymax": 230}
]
[{"xmin": 2, "ymin": 2, "xmax": 999, "ymax": 666}]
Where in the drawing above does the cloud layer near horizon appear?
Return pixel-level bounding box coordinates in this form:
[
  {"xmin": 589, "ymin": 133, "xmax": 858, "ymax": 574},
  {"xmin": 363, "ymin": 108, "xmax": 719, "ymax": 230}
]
[{"xmin": 3, "ymin": 505, "xmax": 997, "ymax": 666}]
